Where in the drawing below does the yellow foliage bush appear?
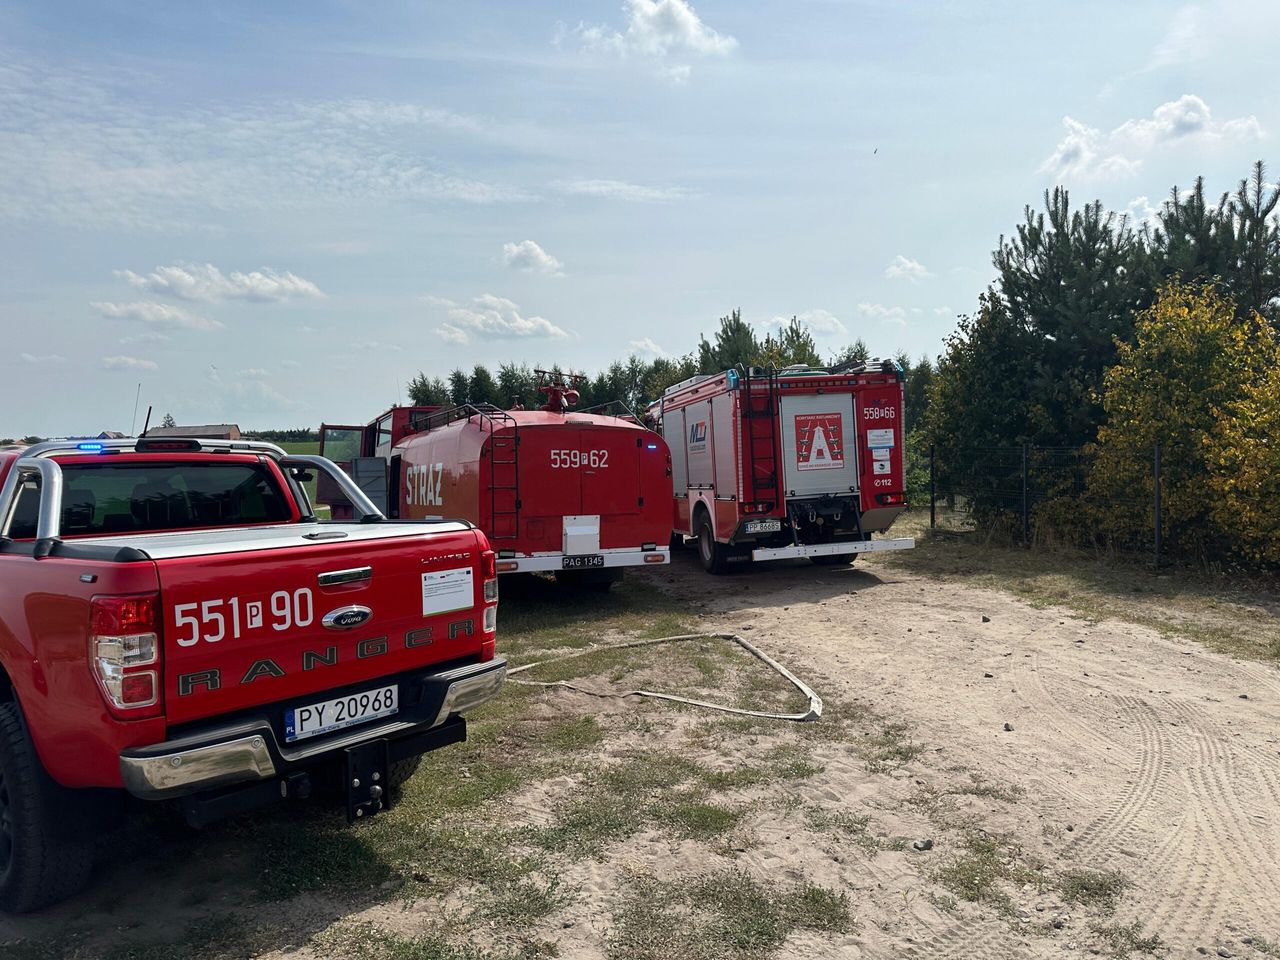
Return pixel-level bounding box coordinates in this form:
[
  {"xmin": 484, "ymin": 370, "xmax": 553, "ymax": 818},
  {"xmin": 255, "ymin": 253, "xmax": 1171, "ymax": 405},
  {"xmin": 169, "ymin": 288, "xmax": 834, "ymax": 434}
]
[
  {"xmin": 1208, "ymin": 364, "xmax": 1280, "ymax": 564},
  {"xmin": 1089, "ymin": 280, "xmax": 1277, "ymax": 560}
]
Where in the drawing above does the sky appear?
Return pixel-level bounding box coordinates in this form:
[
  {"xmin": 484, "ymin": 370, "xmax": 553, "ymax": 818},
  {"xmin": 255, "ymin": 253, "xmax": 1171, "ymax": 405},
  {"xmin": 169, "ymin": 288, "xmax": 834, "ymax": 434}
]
[{"xmin": 2, "ymin": 0, "xmax": 1277, "ymax": 437}]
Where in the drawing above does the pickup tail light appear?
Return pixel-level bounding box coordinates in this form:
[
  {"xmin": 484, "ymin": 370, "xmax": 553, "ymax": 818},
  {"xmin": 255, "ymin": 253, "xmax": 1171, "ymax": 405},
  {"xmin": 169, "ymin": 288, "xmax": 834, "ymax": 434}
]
[
  {"xmin": 876, "ymin": 493, "xmax": 906, "ymax": 506},
  {"xmin": 742, "ymin": 502, "xmax": 774, "ymax": 515},
  {"xmin": 480, "ymin": 548, "xmax": 498, "ymax": 660},
  {"xmin": 90, "ymin": 594, "xmax": 163, "ymax": 719}
]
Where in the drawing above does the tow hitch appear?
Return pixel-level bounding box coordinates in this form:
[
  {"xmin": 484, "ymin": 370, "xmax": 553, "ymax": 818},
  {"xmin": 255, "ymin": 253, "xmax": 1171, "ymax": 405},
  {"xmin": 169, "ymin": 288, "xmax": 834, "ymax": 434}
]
[{"xmin": 345, "ymin": 740, "xmax": 390, "ymax": 823}]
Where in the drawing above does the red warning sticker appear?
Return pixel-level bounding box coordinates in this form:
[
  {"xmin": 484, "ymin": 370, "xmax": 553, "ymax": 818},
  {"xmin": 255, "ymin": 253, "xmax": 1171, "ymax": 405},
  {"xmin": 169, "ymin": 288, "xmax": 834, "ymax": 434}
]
[{"xmin": 794, "ymin": 413, "xmax": 845, "ymax": 471}]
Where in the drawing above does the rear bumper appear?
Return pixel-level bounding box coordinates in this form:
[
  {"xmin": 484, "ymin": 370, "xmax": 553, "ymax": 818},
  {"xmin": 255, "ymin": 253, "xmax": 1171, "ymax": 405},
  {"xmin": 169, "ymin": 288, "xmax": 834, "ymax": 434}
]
[
  {"xmin": 751, "ymin": 537, "xmax": 915, "ymax": 562},
  {"xmin": 497, "ymin": 546, "xmax": 669, "ymax": 573},
  {"xmin": 119, "ymin": 657, "xmax": 506, "ymax": 801}
]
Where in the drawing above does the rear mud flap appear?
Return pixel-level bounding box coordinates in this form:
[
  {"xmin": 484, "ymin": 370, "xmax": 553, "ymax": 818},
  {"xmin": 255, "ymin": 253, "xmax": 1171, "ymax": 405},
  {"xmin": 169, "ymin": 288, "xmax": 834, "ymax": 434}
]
[{"xmin": 345, "ymin": 740, "xmax": 390, "ymax": 823}]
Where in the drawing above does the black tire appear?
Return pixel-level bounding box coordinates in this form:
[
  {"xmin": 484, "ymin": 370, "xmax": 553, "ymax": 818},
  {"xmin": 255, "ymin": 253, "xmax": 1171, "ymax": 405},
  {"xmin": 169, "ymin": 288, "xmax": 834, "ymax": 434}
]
[
  {"xmin": 669, "ymin": 532, "xmax": 686, "ymax": 552},
  {"xmin": 696, "ymin": 513, "xmax": 731, "ymax": 575},
  {"xmin": 811, "ymin": 552, "xmax": 857, "ymax": 566},
  {"xmin": 388, "ymin": 756, "xmax": 422, "ymax": 791},
  {"xmin": 0, "ymin": 702, "xmax": 95, "ymax": 913}
]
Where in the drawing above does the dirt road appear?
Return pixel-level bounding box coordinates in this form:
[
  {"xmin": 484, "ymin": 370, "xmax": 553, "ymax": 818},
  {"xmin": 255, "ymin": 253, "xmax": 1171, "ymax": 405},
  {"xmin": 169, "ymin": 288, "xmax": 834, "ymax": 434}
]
[
  {"xmin": 663, "ymin": 549, "xmax": 1280, "ymax": 958},
  {"xmin": 3, "ymin": 545, "xmax": 1277, "ymax": 959}
]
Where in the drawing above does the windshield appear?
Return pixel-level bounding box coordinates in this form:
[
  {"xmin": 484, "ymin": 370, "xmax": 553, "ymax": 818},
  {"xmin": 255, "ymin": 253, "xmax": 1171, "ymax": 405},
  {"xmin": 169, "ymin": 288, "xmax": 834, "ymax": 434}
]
[
  {"xmin": 321, "ymin": 426, "xmax": 365, "ymax": 463},
  {"xmin": 52, "ymin": 461, "xmax": 293, "ymax": 536}
]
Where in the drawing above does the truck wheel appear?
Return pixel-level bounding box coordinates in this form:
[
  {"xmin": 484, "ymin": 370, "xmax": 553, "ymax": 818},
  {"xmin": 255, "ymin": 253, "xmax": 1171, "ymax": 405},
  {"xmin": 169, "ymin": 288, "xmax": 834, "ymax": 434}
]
[
  {"xmin": 696, "ymin": 515, "xmax": 731, "ymax": 575},
  {"xmin": 388, "ymin": 756, "xmax": 422, "ymax": 791},
  {"xmin": 669, "ymin": 532, "xmax": 685, "ymax": 552},
  {"xmin": 0, "ymin": 702, "xmax": 94, "ymax": 913},
  {"xmin": 811, "ymin": 553, "xmax": 857, "ymax": 566}
]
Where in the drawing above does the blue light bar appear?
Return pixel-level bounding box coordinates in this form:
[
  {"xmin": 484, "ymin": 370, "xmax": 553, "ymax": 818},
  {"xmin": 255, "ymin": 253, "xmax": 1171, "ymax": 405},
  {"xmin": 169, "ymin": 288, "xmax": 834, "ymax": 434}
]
[
  {"xmin": 646, "ymin": 443, "xmax": 658, "ymax": 449},
  {"xmin": 76, "ymin": 442, "xmax": 104, "ymax": 452}
]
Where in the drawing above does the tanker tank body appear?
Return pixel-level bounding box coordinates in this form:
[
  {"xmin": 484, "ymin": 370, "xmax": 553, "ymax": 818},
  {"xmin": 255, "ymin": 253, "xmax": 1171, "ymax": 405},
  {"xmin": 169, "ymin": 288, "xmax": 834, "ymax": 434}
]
[{"xmin": 318, "ymin": 373, "xmax": 674, "ymax": 588}]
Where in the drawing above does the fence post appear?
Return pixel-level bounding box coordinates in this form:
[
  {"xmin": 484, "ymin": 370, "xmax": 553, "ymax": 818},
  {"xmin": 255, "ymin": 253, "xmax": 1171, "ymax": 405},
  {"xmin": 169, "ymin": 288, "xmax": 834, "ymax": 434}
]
[
  {"xmin": 1153, "ymin": 442, "xmax": 1162, "ymax": 568},
  {"xmin": 1021, "ymin": 444, "xmax": 1030, "ymax": 547},
  {"xmin": 929, "ymin": 445, "xmax": 936, "ymax": 529}
]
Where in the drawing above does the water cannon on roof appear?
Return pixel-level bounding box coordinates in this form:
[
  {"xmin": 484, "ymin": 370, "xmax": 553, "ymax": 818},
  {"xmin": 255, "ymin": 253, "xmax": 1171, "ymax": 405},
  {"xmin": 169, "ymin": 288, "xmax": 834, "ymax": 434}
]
[{"xmin": 535, "ymin": 369, "xmax": 586, "ymax": 413}]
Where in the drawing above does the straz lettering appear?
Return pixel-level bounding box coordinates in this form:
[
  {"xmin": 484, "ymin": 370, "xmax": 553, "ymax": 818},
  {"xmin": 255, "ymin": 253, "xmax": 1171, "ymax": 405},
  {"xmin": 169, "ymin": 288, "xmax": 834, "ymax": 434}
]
[
  {"xmin": 406, "ymin": 461, "xmax": 445, "ymax": 507},
  {"xmin": 175, "ymin": 619, "xmax": 476, "ymax": 694}
]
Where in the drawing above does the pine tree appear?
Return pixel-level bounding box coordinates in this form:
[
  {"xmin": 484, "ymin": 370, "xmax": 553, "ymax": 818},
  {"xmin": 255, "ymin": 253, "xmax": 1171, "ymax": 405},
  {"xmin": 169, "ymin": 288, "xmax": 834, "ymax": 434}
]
[
  {"xmin": 447, "ymin": 369, "xmax": 469, "ymax": 406},
  {"xmin": 161, "ymin": 412, "xmax": 176, "ymax": 428}
]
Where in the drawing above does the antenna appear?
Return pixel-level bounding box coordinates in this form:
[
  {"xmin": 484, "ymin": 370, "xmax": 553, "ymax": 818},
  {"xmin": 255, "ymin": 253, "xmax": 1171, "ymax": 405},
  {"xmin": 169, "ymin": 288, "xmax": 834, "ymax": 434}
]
[
  {"xmin": 140, "ymin": 405, "xmax": 153, "ymax": 437},
  {"xmin": 129, "ymin": 382, "xmax": 142, "ymax": 435}
]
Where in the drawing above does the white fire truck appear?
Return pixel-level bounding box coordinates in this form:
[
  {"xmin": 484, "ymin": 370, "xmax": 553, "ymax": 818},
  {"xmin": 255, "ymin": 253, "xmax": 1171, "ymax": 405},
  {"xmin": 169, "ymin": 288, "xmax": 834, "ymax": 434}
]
[{"xmin": 650, "ymin": 363, "xmax": 915, "ymax": 573}]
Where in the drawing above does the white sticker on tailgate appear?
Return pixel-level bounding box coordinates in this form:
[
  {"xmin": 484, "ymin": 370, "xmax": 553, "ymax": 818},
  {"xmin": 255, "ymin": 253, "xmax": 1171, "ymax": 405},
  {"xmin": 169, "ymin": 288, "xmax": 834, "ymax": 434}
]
[
  {"xmin": 867, "ymin": 428, "xmax": 896, "ymax": 449},
  {"xmin": 422, "ymin": 566, "xmax": 474, "ymax": 616}
]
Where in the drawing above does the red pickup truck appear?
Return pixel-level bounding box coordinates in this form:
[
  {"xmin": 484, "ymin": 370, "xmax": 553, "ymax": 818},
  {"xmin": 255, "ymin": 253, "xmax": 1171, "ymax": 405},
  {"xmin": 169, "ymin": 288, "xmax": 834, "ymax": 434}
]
[{"xmin": 0, "ymin": 437, "xmax": 505, "ymax": 911}]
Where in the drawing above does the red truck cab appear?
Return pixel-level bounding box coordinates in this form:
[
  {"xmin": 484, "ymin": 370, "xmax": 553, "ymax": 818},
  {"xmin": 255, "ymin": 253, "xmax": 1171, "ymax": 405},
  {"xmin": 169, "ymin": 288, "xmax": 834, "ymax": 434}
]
[{"xmin": 0, "ymin": 437, "xmax": 504, "ymax": 911}]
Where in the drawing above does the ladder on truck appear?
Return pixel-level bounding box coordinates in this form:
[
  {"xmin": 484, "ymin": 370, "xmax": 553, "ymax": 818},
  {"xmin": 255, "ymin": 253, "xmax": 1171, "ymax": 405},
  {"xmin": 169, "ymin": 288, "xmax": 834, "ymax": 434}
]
[
  {"xmin": 409, "ymin": 403, "xmax": 521, "ymax": 540},
  {"xmin": 739, "ymin": 365, "xmax": 780, "ymax": 505}
]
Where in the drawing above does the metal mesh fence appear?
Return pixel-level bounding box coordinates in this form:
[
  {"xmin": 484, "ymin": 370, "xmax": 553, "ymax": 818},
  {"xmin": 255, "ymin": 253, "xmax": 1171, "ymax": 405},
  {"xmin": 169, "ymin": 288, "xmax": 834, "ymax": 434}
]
[{"xmin": 904, "ymin": 443, "xmax": 1262, "ymax": 569}]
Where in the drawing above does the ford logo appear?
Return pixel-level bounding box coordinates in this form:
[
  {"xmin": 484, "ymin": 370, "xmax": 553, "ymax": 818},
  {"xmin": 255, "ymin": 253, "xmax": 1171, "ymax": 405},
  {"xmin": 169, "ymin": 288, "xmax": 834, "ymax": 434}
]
[{"xmin": 322, "ymin": 605, "xmax": 373, "ymax": 630}]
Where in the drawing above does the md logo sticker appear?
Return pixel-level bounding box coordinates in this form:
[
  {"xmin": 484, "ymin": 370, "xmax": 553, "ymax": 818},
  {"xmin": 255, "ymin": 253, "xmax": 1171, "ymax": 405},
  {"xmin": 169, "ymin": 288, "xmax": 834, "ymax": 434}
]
[{"xmin": 688, "ymin": 420, "xmax": 708, "ymax": 453}]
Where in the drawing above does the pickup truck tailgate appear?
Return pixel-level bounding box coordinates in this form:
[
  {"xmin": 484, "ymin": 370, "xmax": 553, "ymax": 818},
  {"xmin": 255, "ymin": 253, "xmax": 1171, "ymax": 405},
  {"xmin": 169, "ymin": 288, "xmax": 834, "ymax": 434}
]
[{"xmin": 116, "ymin": 522, "xmax": 489, "ymax": 725}]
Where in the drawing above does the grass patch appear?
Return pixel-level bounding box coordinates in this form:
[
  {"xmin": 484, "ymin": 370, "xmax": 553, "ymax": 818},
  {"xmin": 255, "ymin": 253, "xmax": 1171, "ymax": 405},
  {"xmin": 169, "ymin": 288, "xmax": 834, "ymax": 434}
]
[
  {"xmin": 608, "ymin": 869, "xmax": 851, "ymax": 960},
  {"xmin": 317, "ymin": 922, "xmax": 551, "ymax": 960},
  {"xmin": 864, "ymin": 720, "xmax": 925, "ymax": 772},
  {"xmin": 1059, "ymin": 868, "xmax": 1128, "ymax": 913},
  {"xmin": 952, "ymin": 773, "xmax": 1024, "ymax": 803},
  {"xmin": 805, "ymin": 808, "xmax": 883, "ymax": 853},
  {"xmin": 870, "ymin": 511, "xmax": 1280, "ymax": 662},
  {"xmin": 931, "ymin": 830, "xmax": 1039, "ymax": 908},
  {"xmin": 103, "ymin": 915, "xmax": 247, "ymax": 960},
  {"xmin": 1093, "ymin": 920, "xmax": 1164, "ymax": 958},
  {"xmin": 529, "ymin": 752, "xmax": 732, "ymax": 856}
]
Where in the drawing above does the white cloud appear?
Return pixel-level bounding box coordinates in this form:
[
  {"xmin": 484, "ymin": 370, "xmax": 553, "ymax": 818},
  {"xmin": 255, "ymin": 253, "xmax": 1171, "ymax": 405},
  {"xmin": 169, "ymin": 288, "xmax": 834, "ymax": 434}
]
[
  {"xmin": 856, "ymin": 303, "xmax": 907, "ymax": 326},
  {"xmin": 1038, "ymin": 117, "xmax": 1140, "ymax": 180},
  {"xmin": 421, "ymin": 294, "xmax": 458, "ymax": 308},
  {"xmin": 502, "ymin": 240, "xmax": 564, "ymax": 276},
  {"xmin": 1040, "ymin": 95, "xmax": 1263, "ymax": 180},
  {"xmin": 1148, "ymin": 5, "xmax": 1203, "ymax": 71},
  {"xmin": 101, "ymin": 355, "xmax": 158, "ymax": 371},
  {"xmin": 628, "ymin": 337, "xmax": 667, "ymax": 357},
  {"xmin": 764, "ymin": 309, "xmax": 848, "ymax": 339},
  {"xmin": 436, "ymin": 294, "xmax": 568, "ymax": 345},
  {"xmin": 884, "ymin": 255, "xmax": 932, "ymax": 283},
  {"xmin": 575, "ymin": 0, "xmax": 736, "ymax": 81},
  {"xmin": 552, "ymin": 178, "xmax": 690, "ymax": 203},
  {"xmin": 116, "ymin": 262, "xmax": 324, "ymax": 303},
  {"xmin": 239, "ymin": 368, "xmax": 270, "ymax": 379},
  {"xmin": 1124, "ymin": 196, "xmax": 1165, "ymax": 227},
  {"xmin": 933, "ymin": 306, "xmax": 953, "ymax": 317},
  {"xmin": 0, "ymin": 62, "xmax": 527, "ymax": 231},
  {"xmin": 436, "ymin": 325, "xmax": 470, "ymax": 345},
  {"xmin": 20, "ymin": 352, "xmax": 66, "ymax": 364},
  {"xmin": 119, "ymin": 331, "xmax": 171, "ymax": 345},
  {"xmin": 92, "ymin": 300, "xmax": 223, "ymax": 331}
]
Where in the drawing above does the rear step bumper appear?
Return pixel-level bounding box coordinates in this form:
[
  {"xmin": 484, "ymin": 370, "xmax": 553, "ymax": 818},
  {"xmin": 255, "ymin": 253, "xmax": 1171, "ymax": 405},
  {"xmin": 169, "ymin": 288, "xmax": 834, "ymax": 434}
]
[
  {"xmin": 497, "ymin": 546, "xmax": 669, "ymax": 573},
  {"xmin": 119, "ymin": 657, "xmax": 507, "ymax": 802},
  {"xmin": 751, "ymin": 537, "xmax": 915, "ymax": 562}
]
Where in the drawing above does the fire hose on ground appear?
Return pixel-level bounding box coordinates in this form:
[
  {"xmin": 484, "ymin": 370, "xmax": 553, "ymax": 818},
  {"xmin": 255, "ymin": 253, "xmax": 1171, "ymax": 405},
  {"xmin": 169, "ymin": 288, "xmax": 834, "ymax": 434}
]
[{"xmin": 506, "ymin": 632, "xmax": 823, "ymax": 722}]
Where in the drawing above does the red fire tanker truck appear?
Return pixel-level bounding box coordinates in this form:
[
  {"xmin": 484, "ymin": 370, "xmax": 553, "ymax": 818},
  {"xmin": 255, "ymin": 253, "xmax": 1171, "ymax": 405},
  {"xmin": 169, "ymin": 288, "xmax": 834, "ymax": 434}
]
[
  {"xmin": 318, "ymin": 373, "xmax": 672, "ymax": 586},
  {"xmin": 650, "ymin": 362, "xmax": 915, "ymax": 573}
]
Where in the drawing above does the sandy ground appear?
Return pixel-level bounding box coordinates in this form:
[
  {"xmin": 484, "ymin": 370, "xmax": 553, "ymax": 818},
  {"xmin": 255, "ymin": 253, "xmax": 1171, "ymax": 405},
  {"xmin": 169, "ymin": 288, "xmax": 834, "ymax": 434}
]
[
  {"xmin": 653, "ymin": 551, "xmax": 1280, "ymax": 958},
  {"xmin": 3, "ymin": 549, "xmax": 1277, "ymax": 959}
]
